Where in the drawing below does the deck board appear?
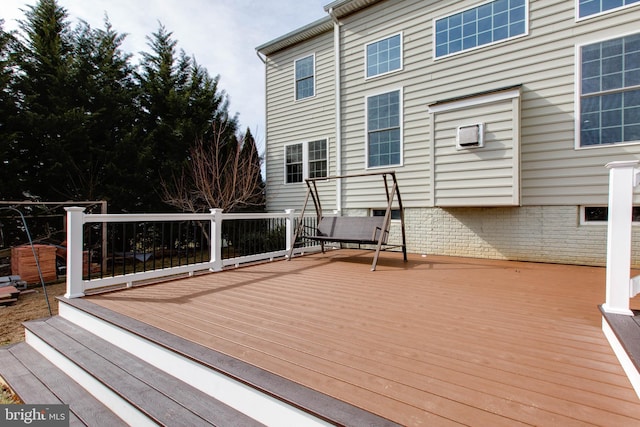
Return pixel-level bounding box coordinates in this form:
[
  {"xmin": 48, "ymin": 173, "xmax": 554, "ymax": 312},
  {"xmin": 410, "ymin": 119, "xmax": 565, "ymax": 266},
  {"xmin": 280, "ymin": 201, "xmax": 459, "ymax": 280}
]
[{"xmin": 88, "ymin": 251, "xmax": 640, "ymax": 426}]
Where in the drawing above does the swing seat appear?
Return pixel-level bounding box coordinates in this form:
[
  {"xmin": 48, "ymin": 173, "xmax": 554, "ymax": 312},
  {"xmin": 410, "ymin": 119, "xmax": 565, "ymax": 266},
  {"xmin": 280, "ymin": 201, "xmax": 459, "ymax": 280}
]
[
  {"xmin": 310, "ymin": 216, "xmax": 387, "ymax": 245},
  {"xmin": 288, "ymin": 171, "xmax": 407, "ymax": 271}
]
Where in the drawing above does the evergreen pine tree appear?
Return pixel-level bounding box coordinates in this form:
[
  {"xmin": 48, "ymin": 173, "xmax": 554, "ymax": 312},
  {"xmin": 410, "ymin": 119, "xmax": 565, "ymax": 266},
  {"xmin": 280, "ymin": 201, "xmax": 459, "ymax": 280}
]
[
  {"xmin": 136, "ymin": 24, "xmax": 237, "ymax": 211},
  {"xmin": 70, "ymin": 18, "xmax": 137, "ymax": 209},
  {"xmin": 12, "ymin": 0, "xmax": 76, "ymax": 200},
  {"xmin": 235, "ymin": 128, "xmax": 265, "ymax": 212},
  {"xmin": 0, "ymin": 20, "xmax": 22, "ymax": 200}
]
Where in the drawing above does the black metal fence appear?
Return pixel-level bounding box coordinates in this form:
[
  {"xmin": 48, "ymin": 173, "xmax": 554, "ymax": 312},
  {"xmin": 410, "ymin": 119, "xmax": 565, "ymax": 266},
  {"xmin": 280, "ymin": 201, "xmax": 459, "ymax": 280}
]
[
  {"xmin": 83, "ymin": 220, "xmax": 210, "ymax": 280},
  {"xmin": 81, "ymin": 214, "xmax": 311, "ymax": 280}
]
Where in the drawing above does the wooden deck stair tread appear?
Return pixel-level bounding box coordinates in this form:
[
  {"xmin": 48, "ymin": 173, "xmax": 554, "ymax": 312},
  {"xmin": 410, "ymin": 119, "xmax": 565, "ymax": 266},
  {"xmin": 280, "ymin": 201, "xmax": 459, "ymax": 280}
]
[
  {"xmin": 601, "ymin": 307, "xmax": 640, "ymax": 372},
  {"xmin": 21, "ymin": 316, "xmax": 263, "ymax": 427},
  {"xmin": 0, "ymin": 343, "xmax": 122, "ymax": 427},
  {"xmin": 64, "ymin": 296, "xmax": 400, "ymax": 426}
]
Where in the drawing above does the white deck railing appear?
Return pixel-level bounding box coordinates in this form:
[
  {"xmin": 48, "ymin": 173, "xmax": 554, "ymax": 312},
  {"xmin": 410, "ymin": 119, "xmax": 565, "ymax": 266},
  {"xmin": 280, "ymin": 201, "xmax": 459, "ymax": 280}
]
[
  {"xmin": 602, "ymin": 160, "xmax": 640, "ymax": 400},
  {"xmin": 64, "ymin": 208, "xmax": 318, "ymax": 298},
  {"xmin": 604, "ymin": 160, "xmax": 640, "ymax": 315}
]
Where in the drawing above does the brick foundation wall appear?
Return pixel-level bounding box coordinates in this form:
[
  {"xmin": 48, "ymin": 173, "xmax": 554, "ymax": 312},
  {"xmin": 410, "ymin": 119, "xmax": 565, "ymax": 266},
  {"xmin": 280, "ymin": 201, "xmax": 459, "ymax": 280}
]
[{"xmin": 344, "ymin": 206, "xmax": 640, "ymax": 267}]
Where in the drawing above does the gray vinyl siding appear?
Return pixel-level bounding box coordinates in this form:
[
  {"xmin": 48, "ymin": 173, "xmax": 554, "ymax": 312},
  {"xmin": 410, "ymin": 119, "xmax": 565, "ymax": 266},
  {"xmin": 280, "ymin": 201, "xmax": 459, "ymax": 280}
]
[
  {"xmin": 334, "ymin": 0, "xmax": 640, "ymax": 207},
  {"xmin": 338, "ymin": 2, "xmax": 437, "ymax": 210},
  {"xmin": 264, "ymin": 30, "xmax": 336, "ymax": 213},
  {"xmin": 262, "ymin": 0, "xmax": 640, "ymax": 212}
]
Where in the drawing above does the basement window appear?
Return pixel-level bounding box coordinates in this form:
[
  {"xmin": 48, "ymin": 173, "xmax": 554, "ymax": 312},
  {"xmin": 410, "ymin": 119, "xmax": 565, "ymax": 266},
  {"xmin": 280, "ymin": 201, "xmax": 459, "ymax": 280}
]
[
  {"xmin": 372, "ymin": 209, "xmax": 401, "ymax": 220},
  {"xmin": 581, "ymin": 205, "xmax": 640, "ymax": 224}
]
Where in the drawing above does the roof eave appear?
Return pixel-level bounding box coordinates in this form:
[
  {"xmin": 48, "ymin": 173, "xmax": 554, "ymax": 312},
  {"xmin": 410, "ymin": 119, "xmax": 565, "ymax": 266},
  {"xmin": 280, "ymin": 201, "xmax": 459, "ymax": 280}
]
[
  {"xmin": 256, "ymin": 16, "xmax": 334, "ymax": 56},
  {"xmin": 324, "ymin": 0, "xmax": 384, "ymax": 18},
  {"xmin": 256, "ymin": 0, "xmax": 385, "ymax": 56}
]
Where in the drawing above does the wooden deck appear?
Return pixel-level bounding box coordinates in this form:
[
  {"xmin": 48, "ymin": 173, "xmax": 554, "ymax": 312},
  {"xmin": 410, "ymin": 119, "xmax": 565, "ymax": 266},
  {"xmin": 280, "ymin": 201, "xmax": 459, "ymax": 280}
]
[{"xmin": 87, "ymin": 250, "xmax": 640, "ymax": 426}]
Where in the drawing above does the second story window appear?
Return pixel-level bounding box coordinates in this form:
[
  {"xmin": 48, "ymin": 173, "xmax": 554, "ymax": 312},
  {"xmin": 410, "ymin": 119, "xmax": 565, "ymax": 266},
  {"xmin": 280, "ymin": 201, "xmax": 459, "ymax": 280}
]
[
  {"xmin": 285, "ymin": 139, "xmax": 328, "ymax": 183},
  {"xmin": 367, "ymin": 90, "xmax": 402, "ymax": 168},
  {"xmin": 579, "ymin": 33, "xmax": 640, "ymax": 147},
  {"xmin": 435, "ymin": 0, "xmax": 527, "ymax": 58},
  {"xmin": 578, "ymin": 0, "xmax": 640, "ymax": 19},
  {"xmin": 366, "ymin": 33, "xmax": 402, "ymax": 78},
  {"xmin": 295, "ymin": 54, "xmax": 315, "ymax": 100}
]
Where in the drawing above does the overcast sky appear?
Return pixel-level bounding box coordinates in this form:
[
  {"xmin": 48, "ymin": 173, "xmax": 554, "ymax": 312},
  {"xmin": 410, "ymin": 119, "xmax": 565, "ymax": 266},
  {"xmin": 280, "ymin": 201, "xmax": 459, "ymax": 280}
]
[{"xmin": 2, "ymin": 0, "xmax": 329, "ymax": 152}]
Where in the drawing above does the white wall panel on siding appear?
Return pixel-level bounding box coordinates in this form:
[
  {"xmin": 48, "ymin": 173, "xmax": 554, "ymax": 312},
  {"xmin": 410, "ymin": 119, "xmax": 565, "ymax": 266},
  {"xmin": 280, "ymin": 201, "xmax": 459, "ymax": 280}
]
[{"xmin": 429, "ymin": 86, "xmax": 520, "ymax": 206}]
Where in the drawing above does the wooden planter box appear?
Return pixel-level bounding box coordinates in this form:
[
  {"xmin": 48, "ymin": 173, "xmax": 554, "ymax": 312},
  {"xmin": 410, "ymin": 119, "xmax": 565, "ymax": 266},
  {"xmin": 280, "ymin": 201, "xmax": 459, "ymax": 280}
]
[{"xmin": 11, "ymin": 245, "xmax": 57, "ymax": 284}]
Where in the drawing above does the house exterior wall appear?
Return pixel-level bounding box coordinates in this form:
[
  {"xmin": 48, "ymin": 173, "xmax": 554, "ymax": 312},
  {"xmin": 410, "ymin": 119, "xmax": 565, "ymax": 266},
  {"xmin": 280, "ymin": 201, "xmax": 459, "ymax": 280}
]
[
  {"xmin": 264, "ymin": 30, "xmax": 336, "ymax": 213},
  {"xmin": 260, "ymin": 0, "xmax": 640, "ymax": 267}
]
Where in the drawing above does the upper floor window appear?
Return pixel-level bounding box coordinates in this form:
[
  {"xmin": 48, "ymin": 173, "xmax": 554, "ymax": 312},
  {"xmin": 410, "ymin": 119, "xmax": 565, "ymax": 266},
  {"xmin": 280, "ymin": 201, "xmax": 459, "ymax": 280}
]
[
  {"xmin": 285, "ymin": 139, "xmax": 327, "ymax": 183},
  {"xmin": 366, "ymin": 90, "xmax": 402, "ymax": 168},
  {"xmin": 434, "ymin": 0, "xmax": 527, "ymax": 58},
  {"xmin": 295, "ymin": 54, "xmax": 315, "ymax": 100},
  {"xmin": 366, "ymin": 33, "xmax": 402, "ymax": 78},
  {"xmin": 578, "ymin": 0, "xmax": 640, "ymax": 19},
  {"xmin": 579, "ymin": 34, "xmax": 640, "ymax": 147}
]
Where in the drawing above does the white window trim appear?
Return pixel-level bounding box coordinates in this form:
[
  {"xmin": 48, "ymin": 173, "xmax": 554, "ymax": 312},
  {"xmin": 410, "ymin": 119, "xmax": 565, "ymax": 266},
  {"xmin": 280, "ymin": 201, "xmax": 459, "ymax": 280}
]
[
  {"xmin": 574, "ymin": 31, "xmax": 640, "ymax": 150},
  {"xmin": 432, "ymin": 0, "xmax": 530, "ymax": 61},
  {"xmin": 575, "ymin": 0, "xmax": 640, "ymax": 21},
  {"xmin": 283, "ymin": 139, "xmax": 329, "ymax": 184},
  {"xmin": 364, "ymin": 87, "xmax": 404, "ymax": 170},
  {"xmin": 427, "ymin": 87, "xmax": 521, "ymax": 114},
  {"xmin": 364, "ymin": 32, "xmax": 404, "ymax": 80},
  {"xmin": 293, "ymin": 53, "xmax": 316, "ymax": 101}
]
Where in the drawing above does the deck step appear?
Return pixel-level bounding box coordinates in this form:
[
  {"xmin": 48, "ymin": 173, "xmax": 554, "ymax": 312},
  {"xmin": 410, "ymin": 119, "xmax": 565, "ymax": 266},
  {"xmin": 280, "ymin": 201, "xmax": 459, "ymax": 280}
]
[
  {"xmin": 22, "ymin": 316, "xmax": 264, "ymax": 427},
  {"xmin": 59, "ymin": 297, "xmax": 399, "ymax": 427},
  {"xmin": 0, "ymin": 342, "xmax": 125, "ymax": 426}
]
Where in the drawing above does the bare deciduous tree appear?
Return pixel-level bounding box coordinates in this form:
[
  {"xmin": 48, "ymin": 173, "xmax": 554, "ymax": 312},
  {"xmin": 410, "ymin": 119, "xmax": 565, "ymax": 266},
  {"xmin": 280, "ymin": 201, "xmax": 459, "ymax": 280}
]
[{"xmin": 161, "ymin": 122, "xmax": 264, "ymax": 214}]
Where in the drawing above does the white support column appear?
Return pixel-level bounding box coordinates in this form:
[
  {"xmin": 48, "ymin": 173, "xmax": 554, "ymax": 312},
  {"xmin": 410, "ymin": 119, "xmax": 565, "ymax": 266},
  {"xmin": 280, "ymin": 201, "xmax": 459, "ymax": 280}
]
[
  {"xmin": 603, "ymin": 161, "xmax": 639, "ymax": 315},
  {"xmin": 209, "ymin": 209, "xmax": 223, "ymax": 272},
  {"xmin": 64, "ymin": 207, "xmax": 86, "ymax": 299},
  {"xmin": 285, "ymin": 209, "xmax": 295, "ymax": 257}
]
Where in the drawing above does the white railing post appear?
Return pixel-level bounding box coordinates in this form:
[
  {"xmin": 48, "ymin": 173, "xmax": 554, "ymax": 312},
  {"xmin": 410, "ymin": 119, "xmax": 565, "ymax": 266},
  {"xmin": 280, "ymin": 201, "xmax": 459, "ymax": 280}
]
[
  {"xmin": 603, "ymin": 160, "xmax": 639, "ymax": 315},
  {"xmin": 285, "ymin": 209, "xmax": 295, "ymax": 258},
  {"xmin": 210, "ymin": 208, "xmax": 223, "ymax": 272},
  {"xmin": 64, "ymin": 207, "xmax": 86, "ymax": 298}
]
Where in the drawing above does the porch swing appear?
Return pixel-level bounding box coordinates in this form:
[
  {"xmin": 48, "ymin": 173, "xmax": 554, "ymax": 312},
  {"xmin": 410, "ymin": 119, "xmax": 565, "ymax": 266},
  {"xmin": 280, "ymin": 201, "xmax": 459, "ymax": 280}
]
[{"xmin": 288, "ymin": 171, "xmax": 407, "ymax": 271}]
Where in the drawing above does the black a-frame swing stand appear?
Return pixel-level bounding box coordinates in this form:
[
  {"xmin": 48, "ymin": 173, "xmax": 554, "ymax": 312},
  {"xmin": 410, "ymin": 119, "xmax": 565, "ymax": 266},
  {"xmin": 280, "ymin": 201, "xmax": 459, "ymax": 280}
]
[{"xmin": 288, "ymin": 171, "xmax": 407, "ymax": 271}]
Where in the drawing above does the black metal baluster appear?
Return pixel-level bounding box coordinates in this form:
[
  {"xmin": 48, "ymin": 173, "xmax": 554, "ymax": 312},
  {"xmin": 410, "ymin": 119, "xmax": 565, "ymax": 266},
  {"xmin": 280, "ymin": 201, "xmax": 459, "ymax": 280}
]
[{"xmin": 85, "ymin": 223, "xmax": 91, "ymax": 280}]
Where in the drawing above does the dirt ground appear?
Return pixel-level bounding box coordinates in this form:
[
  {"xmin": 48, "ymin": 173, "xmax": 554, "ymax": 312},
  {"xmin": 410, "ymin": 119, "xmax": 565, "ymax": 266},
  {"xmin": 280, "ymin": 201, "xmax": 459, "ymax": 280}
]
[{"xmin": 0, "ymin": 281, "xmax": 67, "ymax": 346}]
